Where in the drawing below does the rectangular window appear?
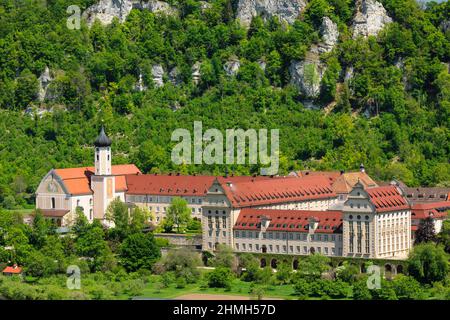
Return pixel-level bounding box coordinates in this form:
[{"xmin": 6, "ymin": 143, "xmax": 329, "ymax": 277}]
[
  {"xmin": 357, "ymin": 222, "xmax": 362, "ymax": 253},
  {"xmin": 249, "ymin": 244, "xmax": 252, "ymax": 251},
  {"xmin": 222, "ymin": 216, "xmax": 227, "ymax": 228},
  {"xmin": 276, "ymin": 245, "xmax": 280, "ymax": 252},
  {"xmin": 268, "ymin": 232, "xmax": 273, "ymax": 239},
  {"xmin": 365, "ymin": 222, "xmax": 370, "ymax": 253},
  {"xmin": 275, "ymin": 233, "xmax": 280, "ymax": 240},
  {"xmin": 349, "ymin": 221, "xmax": 354, "ymax": 253},
  {"xmin": 303, "ymin": 246, "xmax": 308, "ymax": 254},
  {"xmin": 289, "ymin": 233, "xmax": 293, "ymax": 240},
  {"xmin": 235, "ymin": 243, "xmax": 239, "ymax": 250},
  {"xmin": 269, "ymin": 245, "xmax": 273, "ymax": 252},
  {"xmin": 324, "ymin": 247, "xmax": 329, "ymax": 255},
  {"xmin": 242, "ymin": 243, "xmax": 246, "ymax": 251}
]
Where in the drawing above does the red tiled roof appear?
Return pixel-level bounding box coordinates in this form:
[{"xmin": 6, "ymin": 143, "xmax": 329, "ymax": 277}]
[
  {"xmin": 2, "ymin": 266, "xmax": 22, "ymax": 274},
  {"xmin": 411, "ymin": 201, "xmax": 450, "ymax": 219},
  {"xmin": 126, "ymin": 174, "xmax": 216, "ymax": 196},
  {"xmin": 125, "ymin": 174, "xmax": 278, "ymax": 196},
  {"xmin": 217, "ymin": 175, "xmax": 336, "ymax": 208},
  {"xmin": 234, "ymin": 208, "xmax": 343, "ymax": 233},
  {"xmin": 40, "ymin": 209, "xmax": 70, "ymax": 217},
  {"xmin": 333, "ymin": 172, "xmax": 378, "ymax": 194},
  {"xmin": 366, "ymin": 186, "xmax": 409, "ymax": 213},
  {"xmin": 54, "ymin": 164, "xmax": 141, "ymax": 195}
]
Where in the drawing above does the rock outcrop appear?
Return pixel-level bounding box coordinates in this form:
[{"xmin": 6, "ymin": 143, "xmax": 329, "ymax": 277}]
[
  {"xmin": 289, "ymin": 17, "xmax": 338, "ymax": 100},
  {"xmin": 352, "ymin": 0, "xmax": 392, "ymax": 38},
  {"xmin": 151, "ymin": 64, "xmax": 164, "ymax": 87},
  {"xmin": 38, "ymin": 67, "xmax": 53, "ymax": 102},
  {"xmin": 135, "ymin": 72, "xmax": 147, "ymax": 91},
  {"xmin": 192, "ymin": 62, "xmax": 201, "ymax": 85},
  {"xmin": 168, "ymin": 67, "xmax": 182, "ymax": 86},
  {"xmin": 236, "ymin": 0, "xmax": 307, "ymax": 28},
  {"xmin": 289, "ymin": 52, "xmax": 325, "ymax": 99},
  {"xmin": 317, "ymin": 17, "xmax": 339, "ymax": 54},
  {"xmin": 224, "ymin": 58, "xmax": 241, "ymax": 76},
  {"xmin": 84, "ymin": 0, "xmax": 177, "ymax": 26}
]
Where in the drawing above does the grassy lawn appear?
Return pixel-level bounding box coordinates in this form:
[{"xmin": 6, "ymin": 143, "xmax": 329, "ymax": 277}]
[{"xmin": 137, "ymin": 275, "xmax": 297, "ymax": 300}]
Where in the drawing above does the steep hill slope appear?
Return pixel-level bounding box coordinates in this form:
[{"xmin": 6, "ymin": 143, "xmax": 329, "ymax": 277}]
[{"xmin": 0, "ymin": 0, "xmax": 448, "ymax": 208}]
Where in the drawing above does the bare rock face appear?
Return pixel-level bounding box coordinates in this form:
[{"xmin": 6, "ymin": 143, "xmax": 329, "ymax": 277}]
[
  {"xmin": 84, "ymin": 0, "xmax": 133, "ymax": 25},
  {"xmin": 84, "ymin": 0, "xmax": 177, "ymax": 26},
  {"xmin": 289, "ymin": 17, "xmax": 338, "ymax": 100},
  {"xmin": 224, "ymin": 58, "xmax": 241, "ymax": 76},
  {"xmin": 289, "ymin": 53, "xmax": 325, "ymax": 99},
  {"xmin": 317, "ymin": 17, "xmax": 339, "ymax": 53},
  {"xmin": 135, "ymin": 72, "xmax": 147, "ymax": 91},
  {"xmin": 168, "ymin": 67, "xmax": 182, "ymax": 86},
  {"xmin": 352, "ymin": 0, "xmax": 392, "ymax": 38},
  {"xmin": 192, "ymin": 62, "xmax": 201, "ymax": 85},
  {"xmin": 199, "ymin": 1, "xmax": 212, "ymax": 11},
  {"xmin": 151, "ymin": 64, "xmax": 164, "ymax": 87},
  {"xmin": 344, "ymin": 66, "xmax": 354, "ymax": 82},
  {"xmin": 236, "ymin": 0, "xmax": 307, "ymax": 28},
  {"xmin": 353, "ymin": 0, "xmax": 392, "ymax": 38},
  {"xmin": 38, "ymin": 66, "xmax": 54, "ymax": 102},
  {"xmin": 257, "ymin": 58, "xmax": 267, "ymax": 71}
]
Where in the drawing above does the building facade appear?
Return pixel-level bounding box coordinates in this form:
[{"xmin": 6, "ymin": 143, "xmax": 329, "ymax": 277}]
[{"xmin": 34, "ymin": 128, "xmax": 447, "ymax": 261}]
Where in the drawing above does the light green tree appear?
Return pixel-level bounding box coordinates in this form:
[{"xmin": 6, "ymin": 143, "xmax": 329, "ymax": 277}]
[{"xmin": 166, "ymin": 197, "xmax": 191, "ymax": 233}]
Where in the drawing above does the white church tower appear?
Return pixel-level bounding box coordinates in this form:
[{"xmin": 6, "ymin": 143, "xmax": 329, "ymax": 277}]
[{"xmin": 91, "ymin": 126, "xmax": 115, "ymax": 221}]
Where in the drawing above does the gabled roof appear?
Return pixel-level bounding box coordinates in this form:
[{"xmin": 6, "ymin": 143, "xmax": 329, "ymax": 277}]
[
  {"xmin": 126, "ymin": 174, "xmax": 216, "ymax": 196},
  {"xmin": 290, "ymin": 170, "xmax": 378, "ymax": 194},
  {"xmin": 125, "ymin": 174, "xmax": 275, "ymax": 196},
  {"xmin": 366, "ymin": 186, "xmax": 409, "ymax": 213},
  {"xmin": 2, "ymin": 265, "xmax": 22, "ymax": 274},
  {"xmin": 216, "ymin": 175, "xmax": 336, "ymax": 208},
  {"xmin": 332, "ymin": 172, "xmax": 378, "ymax": 194},
  {"xmin": 234, "ymin": 208, "xmax": 343, "ymax": 233},
  {"xmin": 411, "ymin": 201, "xmax": 450, "ymax": 220},
  {"xmin": 53, "ymin": 164, "xmax": 141, "ymax": 195},
  {"xmin": 393, "ymin": 180, "xmax": 450, "ymax": 204}
]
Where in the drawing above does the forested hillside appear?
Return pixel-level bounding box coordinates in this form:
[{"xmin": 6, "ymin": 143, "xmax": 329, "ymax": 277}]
[{"xmin": 0, "ymin": 0, "xmax": 449, "ymax": 208}]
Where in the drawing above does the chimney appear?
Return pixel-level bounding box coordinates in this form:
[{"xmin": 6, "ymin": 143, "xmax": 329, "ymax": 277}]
[
  {"xmin": 340, "ymin": 170, "xmax": 345, "ymax": 175},
  {"xmin": 360, "ymin": 163, "xmax": 365, "ymax": 173}
]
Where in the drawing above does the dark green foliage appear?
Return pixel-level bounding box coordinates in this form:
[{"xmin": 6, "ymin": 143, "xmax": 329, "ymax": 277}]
[
  {"xmin": 119, "ymin": 232, "xmax": 161, "ymax": 272},
  {"xmin": 207, "ymin": 267, "xmax": 233, "ymax": 289},
  {"xmin": 0, "ymin": 0, "xmax": 447, "ymax": 207},
  {"xmin": 407, "ymin": 243, "xmax": 449, "ymax": 284},
  {"xmin": 415, "ymin": 217, "xmax": 437, "ymax": 244}
]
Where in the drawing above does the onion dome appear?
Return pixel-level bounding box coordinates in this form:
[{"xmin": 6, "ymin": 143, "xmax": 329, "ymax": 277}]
[{"xmin": 94, "ymin": 126, "xmax": 112, "ymax": 147}]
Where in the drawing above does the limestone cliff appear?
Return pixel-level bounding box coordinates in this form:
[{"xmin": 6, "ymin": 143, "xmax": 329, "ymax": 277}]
[
  {"xmin": 352, "ymin": 0, "xmax": 392, "ymax": 38},
  {"xmin": 83, "ymin": 0, "xmax": 177, "ymax": 26},
  {"xmin": 236, "ymin": 0, "xmax": 307, "ymax": 28}
]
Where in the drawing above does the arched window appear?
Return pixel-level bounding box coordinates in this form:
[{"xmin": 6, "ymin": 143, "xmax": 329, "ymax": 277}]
[
  {"xmin": 270, "ymin": 259, "xmax": 277, "ymax": 269},
  {"xmin": 51, "ymin": 197, "xmax": 56, "ymax": 209}
]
